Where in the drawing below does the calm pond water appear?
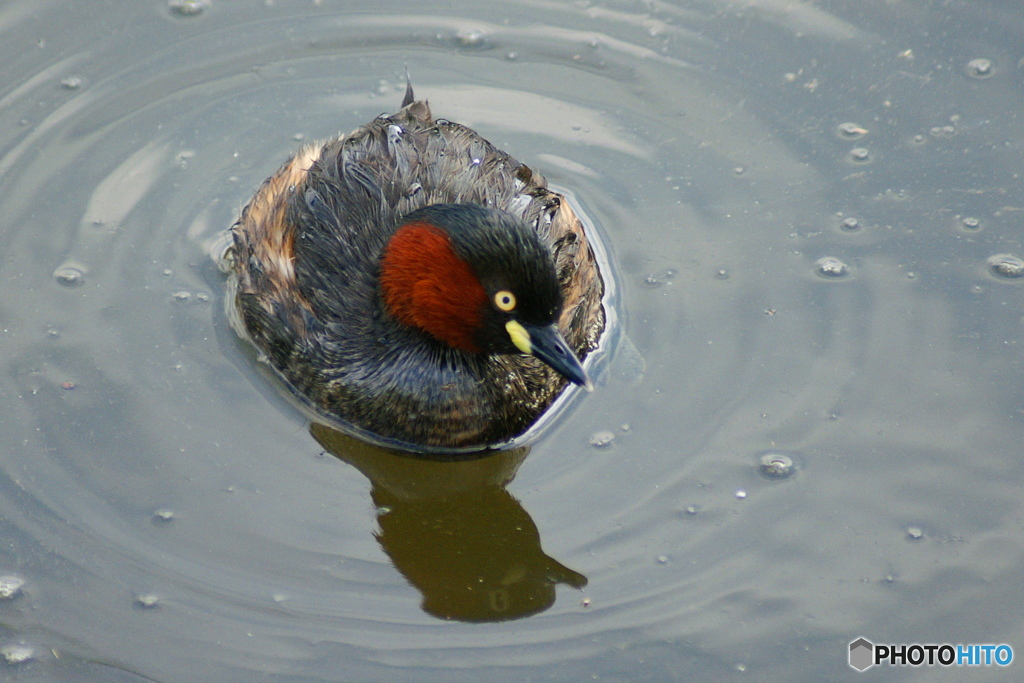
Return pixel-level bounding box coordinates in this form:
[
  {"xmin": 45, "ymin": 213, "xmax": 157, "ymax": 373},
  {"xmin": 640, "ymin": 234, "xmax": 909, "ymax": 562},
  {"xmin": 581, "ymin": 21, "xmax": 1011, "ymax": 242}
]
[{"xmin": 1, "ymin": 1, "xmax": 1022, "ymax": 681}]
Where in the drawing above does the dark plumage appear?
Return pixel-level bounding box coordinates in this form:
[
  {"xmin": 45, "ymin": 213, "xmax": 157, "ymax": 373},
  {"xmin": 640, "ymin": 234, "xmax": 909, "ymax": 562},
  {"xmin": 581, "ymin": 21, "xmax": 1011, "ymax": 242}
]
[{"xmin": 227, "ymin": 84, "xmax": 606, "ymax": 451}]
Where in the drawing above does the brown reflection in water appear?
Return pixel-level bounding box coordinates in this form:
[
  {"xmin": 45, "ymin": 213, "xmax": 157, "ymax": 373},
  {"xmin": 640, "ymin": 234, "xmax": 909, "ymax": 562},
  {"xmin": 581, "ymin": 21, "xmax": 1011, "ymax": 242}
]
[{"xmin": 311, "ymin": 423, "xmax": 587, "ymax": 622}]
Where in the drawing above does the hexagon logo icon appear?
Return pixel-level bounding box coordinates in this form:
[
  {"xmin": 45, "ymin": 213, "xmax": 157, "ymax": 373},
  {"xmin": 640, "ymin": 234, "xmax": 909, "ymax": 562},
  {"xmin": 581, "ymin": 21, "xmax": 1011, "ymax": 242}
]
[{"xmin": 849, "ymin": 637, "xmax": 874, "ymax": 671}]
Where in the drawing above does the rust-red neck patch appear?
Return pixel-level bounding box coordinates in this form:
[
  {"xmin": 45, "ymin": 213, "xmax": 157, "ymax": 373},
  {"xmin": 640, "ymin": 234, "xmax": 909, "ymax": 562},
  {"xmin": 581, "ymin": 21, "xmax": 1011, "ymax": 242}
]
[{"xmin": 380, "ymin": 221, "xmax": 487, "ymax": 353}]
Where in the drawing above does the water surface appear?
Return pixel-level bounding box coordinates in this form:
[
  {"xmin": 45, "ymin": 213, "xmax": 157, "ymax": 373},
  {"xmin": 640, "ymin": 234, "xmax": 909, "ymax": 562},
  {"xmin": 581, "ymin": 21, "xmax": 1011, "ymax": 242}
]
[{"xmin": 0, "ymin": 1, "xmax": 1022, "ymax": 680}]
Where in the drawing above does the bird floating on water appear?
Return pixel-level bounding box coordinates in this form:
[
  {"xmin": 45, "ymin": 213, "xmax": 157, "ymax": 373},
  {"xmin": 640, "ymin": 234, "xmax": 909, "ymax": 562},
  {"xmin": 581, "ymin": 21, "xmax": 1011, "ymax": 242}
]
[{"xmin": 227, "ymin": 82, "xmax": 606, "ymax": 451}]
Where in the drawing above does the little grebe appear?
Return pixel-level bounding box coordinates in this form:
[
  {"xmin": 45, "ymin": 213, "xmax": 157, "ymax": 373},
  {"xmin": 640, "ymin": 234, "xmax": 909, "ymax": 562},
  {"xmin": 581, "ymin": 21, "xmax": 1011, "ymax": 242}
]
[{"xmin": 228, "ymin": 83, "xmax": 606, "ymax": 451}]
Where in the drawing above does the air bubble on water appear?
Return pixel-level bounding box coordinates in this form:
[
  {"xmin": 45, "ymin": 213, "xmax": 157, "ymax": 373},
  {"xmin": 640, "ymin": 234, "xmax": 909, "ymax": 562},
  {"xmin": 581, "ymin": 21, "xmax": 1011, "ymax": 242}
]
[
  {"xmin": 734, "ymin": 489, "xmax": 747, "ymax": 500},
  {"xmin": 758, "ymin": 452, "xmax": 795, "ymax": 479},
  {"xmin": 906, "ymin": 526, "xmax": 924, "ymax": 540},
  {"xmin": 172, "ymin": 290, "xmax": 192, "ymax": 302},
  {"xmin": 848, "ymin": 147, "xmax": 871, "ymax": 163},
  {"xmin": 152, "ymin": 508, "xmax": 176, "ymax": 525},
  {"xmin": 987, "ymin": 254, "xmax": 1024, "ymax": 279},
  {"xmin": 53, "ymin": 265, "xmax": 85, "ymax": 287},
  {"xmin": 589, "ymin": 431, "xmax": 615, "ymax": 448},
  {"xmin": 134, "ymin": 593, "xmax": 160, "ymax": 609},
  {"xmin": 815, "ymin": 256, "xmax": 849, "ymax": 278},
  {"xmin": 966, "ymin": 57, "xmax": 993, "ymax": 78},
  {"xmin": 960, "ymin": 216, "xmax": 981, "ymax": 231},
  {"xmin": 169, "ymin": 0, "xmax": 210, "ymax": 16},
  {"xmin": 60, "ymin": 76, "xmax": 84, "ymax": 90},
  {"xmin": 454, "ymin": 29, "xmax": 487, "ymax": 48},
  {"xmin": 839, "ymin": 216, "xmax": 860, "ymax": 231}
]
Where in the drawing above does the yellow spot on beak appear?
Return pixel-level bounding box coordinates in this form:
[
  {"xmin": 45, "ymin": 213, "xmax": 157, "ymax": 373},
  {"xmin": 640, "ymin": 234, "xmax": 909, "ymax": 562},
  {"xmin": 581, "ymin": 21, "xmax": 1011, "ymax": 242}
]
[{"xmin": 505, "ymin": 320, "xmax": 532, "ymax": 354}]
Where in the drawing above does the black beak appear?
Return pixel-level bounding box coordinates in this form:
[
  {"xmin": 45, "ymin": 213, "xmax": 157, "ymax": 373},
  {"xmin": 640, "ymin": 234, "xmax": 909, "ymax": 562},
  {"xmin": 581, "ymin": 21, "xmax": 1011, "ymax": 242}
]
[{"xmin": 521, "ymin": 323, "xmax": 592, "ymax": 391}]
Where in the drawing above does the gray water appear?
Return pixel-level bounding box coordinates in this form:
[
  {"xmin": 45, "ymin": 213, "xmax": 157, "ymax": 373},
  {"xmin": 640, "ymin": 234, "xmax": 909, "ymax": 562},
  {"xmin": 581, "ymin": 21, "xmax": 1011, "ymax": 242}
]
[{"xmin": 0, "ymin": 1, "xmax": 1022, "ymax": 681}]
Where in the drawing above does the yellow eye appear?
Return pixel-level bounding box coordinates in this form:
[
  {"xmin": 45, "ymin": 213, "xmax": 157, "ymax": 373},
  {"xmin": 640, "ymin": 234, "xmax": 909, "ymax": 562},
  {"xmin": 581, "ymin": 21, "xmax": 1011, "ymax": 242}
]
[{"xmin": 494, "ymin": 290, "xmax": 516, "ymax": 312}]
